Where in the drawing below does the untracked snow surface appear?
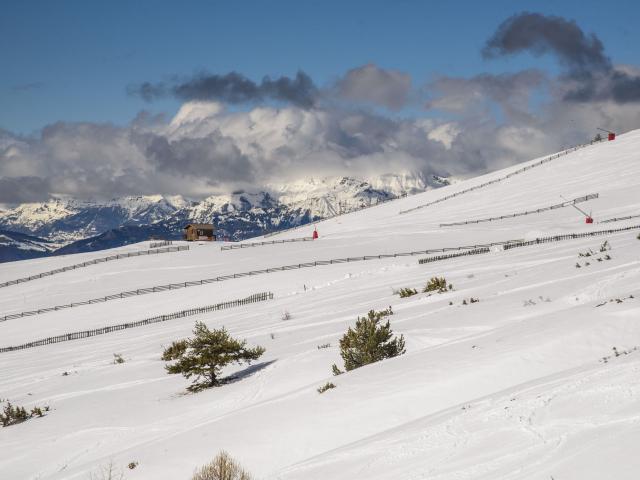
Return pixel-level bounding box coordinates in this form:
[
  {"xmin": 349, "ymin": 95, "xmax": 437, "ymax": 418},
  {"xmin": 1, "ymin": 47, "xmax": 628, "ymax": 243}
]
[{"xmin": 1, "ymin": 131, "xmax": 640, "ymax": 479}]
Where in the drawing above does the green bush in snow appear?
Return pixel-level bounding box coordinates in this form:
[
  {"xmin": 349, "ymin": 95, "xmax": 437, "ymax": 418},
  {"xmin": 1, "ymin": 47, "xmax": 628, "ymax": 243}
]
[
  {"xmin": 317, "ymin": 382, "xmax": 336, "ymax": 394},
  {"xmin": 332, "ymin": 307, "xmax": 404, "ymax": 373},
  {"xmin": 398, "ymin": 287, "xmax": 418, "ymax": 298},
  {"xmin": 423, "ymin": 277, "xmax": 451, "ymax": 293},
  {"xmin": 163, "ymin": 322, "xmax": 265, "ymax": 392},
  {"xmin": 0, "ymin": 401, "xmax": 49, "ymax": 428}
]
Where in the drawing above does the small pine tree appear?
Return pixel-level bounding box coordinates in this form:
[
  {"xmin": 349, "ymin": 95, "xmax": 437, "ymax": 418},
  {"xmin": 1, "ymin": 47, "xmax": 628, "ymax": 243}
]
[
  {"xmin": 1, "ymin": 402, "xmax": 29, "ymax": 427},
  {"xmin": 335, "ymin": 309, "xmax": 405, "ymax": 372},
  {"xmin": 163, "ymin": 322, "xmax": 265, "ymax": 392},
  {"xmin": 317, "ymin": 382, "xmax": 336, "ymax": 394},
  {"xmin": 161, "ymin": 340, "xmax": 188, "ymax": 361},
  {"xmin": 30, "ymin": 407, "xmax": 43, "ymax": 417},
  {"xmin": 423, "ymin": 277, "xmax": 449, "ymax": 293},
  {"xmin": 398, "ymin": 287, "xmax": 418, "ymax": 298}
]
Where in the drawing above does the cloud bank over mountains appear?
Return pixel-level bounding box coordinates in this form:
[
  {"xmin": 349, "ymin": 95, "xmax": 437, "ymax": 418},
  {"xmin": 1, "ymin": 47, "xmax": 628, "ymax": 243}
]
[{"xmin": 2, "ymin": 12, "xmax": 640, "ymax": 203}]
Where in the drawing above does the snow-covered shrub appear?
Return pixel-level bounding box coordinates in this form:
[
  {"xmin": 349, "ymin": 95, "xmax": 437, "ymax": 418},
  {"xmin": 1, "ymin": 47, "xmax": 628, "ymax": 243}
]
[
  {"xmin": 398, "ymin": 287, "xmax": 418, "ymax": 298},
  {"xmin": 423, "ymin": 277, "xmax": 451, "ymax": 293},
  {"xmin": 332, "ymin": 308, "xmax": 405, "ymax": 373},
  {"xmin": 317, "ymin": 382, "xmax": 336, "ymax": 394},
  {"xmin": 113, "ymin": 353, "xmax": 125, "ymax": 364},
  {"xmin": 163, "ymin": 322, "xmax": 265, "ymax": 392},
  {"xmin": 192, "ymin": 451, "xmax": 252, "ymax": 480},
  {"xmin": 281, "ymin": 311, "xmax": 292, "ymax": 321},
  {"xmin": 0, "ymin": 402, "xmax": 49, "ymax": 427},
  {"xmin": 317, "ymin": 343, "xmax": 331, "ymax": 349},
  {"xmin": 0, "ymin": 403, "xmax": 28, "ymax": 427},
  {"xmin": 30, "ymin": 406, "xmax": 44, "ymax": 417}
]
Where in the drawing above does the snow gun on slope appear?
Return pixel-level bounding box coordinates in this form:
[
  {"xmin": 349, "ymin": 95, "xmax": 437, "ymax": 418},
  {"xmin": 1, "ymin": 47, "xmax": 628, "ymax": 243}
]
[
  {"xmin": 597, "ymin": 127, "xmax": 616, "ymax": 141},
  {"xmin": 561, "ymin": 195, "xmax": 594, "ymax": 224}
]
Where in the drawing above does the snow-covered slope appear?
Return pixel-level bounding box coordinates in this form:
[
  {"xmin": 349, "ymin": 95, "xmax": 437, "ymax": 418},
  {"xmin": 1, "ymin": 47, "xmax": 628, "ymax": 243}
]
[{"xmin": 1, "ymin": 131, "xmax": 640, "ymax": 479}]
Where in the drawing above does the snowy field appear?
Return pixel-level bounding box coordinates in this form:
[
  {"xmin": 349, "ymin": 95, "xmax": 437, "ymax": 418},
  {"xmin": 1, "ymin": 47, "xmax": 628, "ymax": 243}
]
[{"xmin": 1, "ymin": 130, "xmax": 640, "ymax": 479}]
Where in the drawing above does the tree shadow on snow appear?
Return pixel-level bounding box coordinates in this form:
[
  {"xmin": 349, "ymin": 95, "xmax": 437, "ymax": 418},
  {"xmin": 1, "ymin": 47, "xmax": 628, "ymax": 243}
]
[{"xmin": 222, "ymin": 359, "xmax": 277, "ymax": 385}]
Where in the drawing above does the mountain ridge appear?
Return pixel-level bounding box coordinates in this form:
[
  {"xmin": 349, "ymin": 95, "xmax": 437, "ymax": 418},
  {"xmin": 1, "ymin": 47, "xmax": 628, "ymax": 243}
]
[{"xmin": 0, "ymin": 172, "xmax": 447, "ymax": 260}]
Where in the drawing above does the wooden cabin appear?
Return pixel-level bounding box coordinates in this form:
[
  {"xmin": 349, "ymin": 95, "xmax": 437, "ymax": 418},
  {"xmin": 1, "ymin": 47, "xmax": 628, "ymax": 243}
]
[{"xmin": 183, "ymin": 224, "xmax": 216, "ymax": 241}]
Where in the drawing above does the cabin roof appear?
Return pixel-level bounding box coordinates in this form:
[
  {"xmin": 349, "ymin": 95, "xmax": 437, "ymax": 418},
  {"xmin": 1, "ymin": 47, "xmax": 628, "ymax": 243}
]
[{"xmin": 183, "ymin": 223, "xmax": 214, "ymax": 230}]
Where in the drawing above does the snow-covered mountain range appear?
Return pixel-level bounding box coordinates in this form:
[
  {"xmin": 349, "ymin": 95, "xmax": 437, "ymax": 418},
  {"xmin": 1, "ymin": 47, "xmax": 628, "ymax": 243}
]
[{"xmin": 0, "ymin": 172, "xmax": 447, "ymax": 260}]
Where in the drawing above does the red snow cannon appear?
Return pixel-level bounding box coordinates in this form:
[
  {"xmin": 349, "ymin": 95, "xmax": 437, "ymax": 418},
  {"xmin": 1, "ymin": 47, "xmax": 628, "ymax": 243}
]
[
  {"xmin": 312, "ymin": 228, "xmax": 319, "ymax": 240},
  {"xmin": 598, "ymin": 128, "xmax": 616, "ymax": 141},
  {"xmin": 585, "ymin": 216, "xmax": 594, "ymax": 224}
]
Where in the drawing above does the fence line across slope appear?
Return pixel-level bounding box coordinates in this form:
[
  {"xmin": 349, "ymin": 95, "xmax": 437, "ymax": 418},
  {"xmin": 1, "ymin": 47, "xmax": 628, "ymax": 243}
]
[
  {"xmin": 4, "ymin": 224, "xmax": 639, "ymax": 322},
  {"xmin": 221, "ymin": 237, "xmax": 314, "ymax": 251},
  {"xmin": 599, "ymin": 214, "xmax": 640, "ymax": 224},
  {"xmin": 439, "ymin": 193, "xmax": 599, "ymax": 227},
  {"xmin": 0, "ymin": 245, "xmax": 189, "ymax": 289},
  {"xmin": 400, "ymin": 140, "xmax": 604, "ymax": 216},
  {"xmin": 0, "ymin": 239, "xmax": 528, "ymax": 321},
  {"xmin": 0, "ymin": 292, "xmax": 273, "ymax": 354}
]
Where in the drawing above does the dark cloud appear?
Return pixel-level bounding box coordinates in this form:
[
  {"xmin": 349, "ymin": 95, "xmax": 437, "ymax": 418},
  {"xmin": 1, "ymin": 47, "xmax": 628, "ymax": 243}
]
[
  {"xmin": 0, "ymin": 176, "xmax": 51, "ymax": 203},
  {"xmin": 129, "ymin": 71, "xmax": 318, "ymax": 108},
  {"xmin": 335, "ymin": 64, "xmax": 412, "ymax": 110},
  {"xmin": 140, "ymin": 132, "xmax": 254, "ymax": 182},
  {"xmin": 428, "ymin": 70, "xmax": 546, "ymax": 123},
  {"xmin": 610, "ymin": 70, "xmax": 640, "ymax": 102},
  {"xmin": 482, "ymin": 12, "xmax": 640, "ymax": 104},
  {"xmin": 483, "ymin": 12, "xmax": 611, "ymax": 74}
]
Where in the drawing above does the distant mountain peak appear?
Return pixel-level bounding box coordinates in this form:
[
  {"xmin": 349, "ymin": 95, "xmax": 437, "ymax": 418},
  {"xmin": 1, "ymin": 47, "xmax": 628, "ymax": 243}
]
[{"xmin": 0, "ymin": 171, "xmax": 450, "ymax": 260}]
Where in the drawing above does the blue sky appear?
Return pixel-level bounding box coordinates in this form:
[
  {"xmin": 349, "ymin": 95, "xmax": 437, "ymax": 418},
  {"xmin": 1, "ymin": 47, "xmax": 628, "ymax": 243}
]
[{"xmin": 2, "ymin": 0, "xmax": 639, "ymax": 133}]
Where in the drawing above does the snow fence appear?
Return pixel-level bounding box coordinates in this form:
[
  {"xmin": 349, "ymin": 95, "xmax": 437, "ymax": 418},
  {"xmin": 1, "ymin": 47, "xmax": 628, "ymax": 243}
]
[
  {"xmin": 0, "ymin": 245, "xmax": 189, "ymax": 289},
  {"xmin": 0, "ymin": 292, "xmax": 274, "ymax": 353},
  {"xmin": 221, "ymin": 236, "xmax": 314, "ymax": 251},
  {"xmin": 439, "ymin": 193, "xmax": 598, "ymax": 227},
  {"xmin": 3, "ymin": 224, "xmax": 639, "ymax": 323}
]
